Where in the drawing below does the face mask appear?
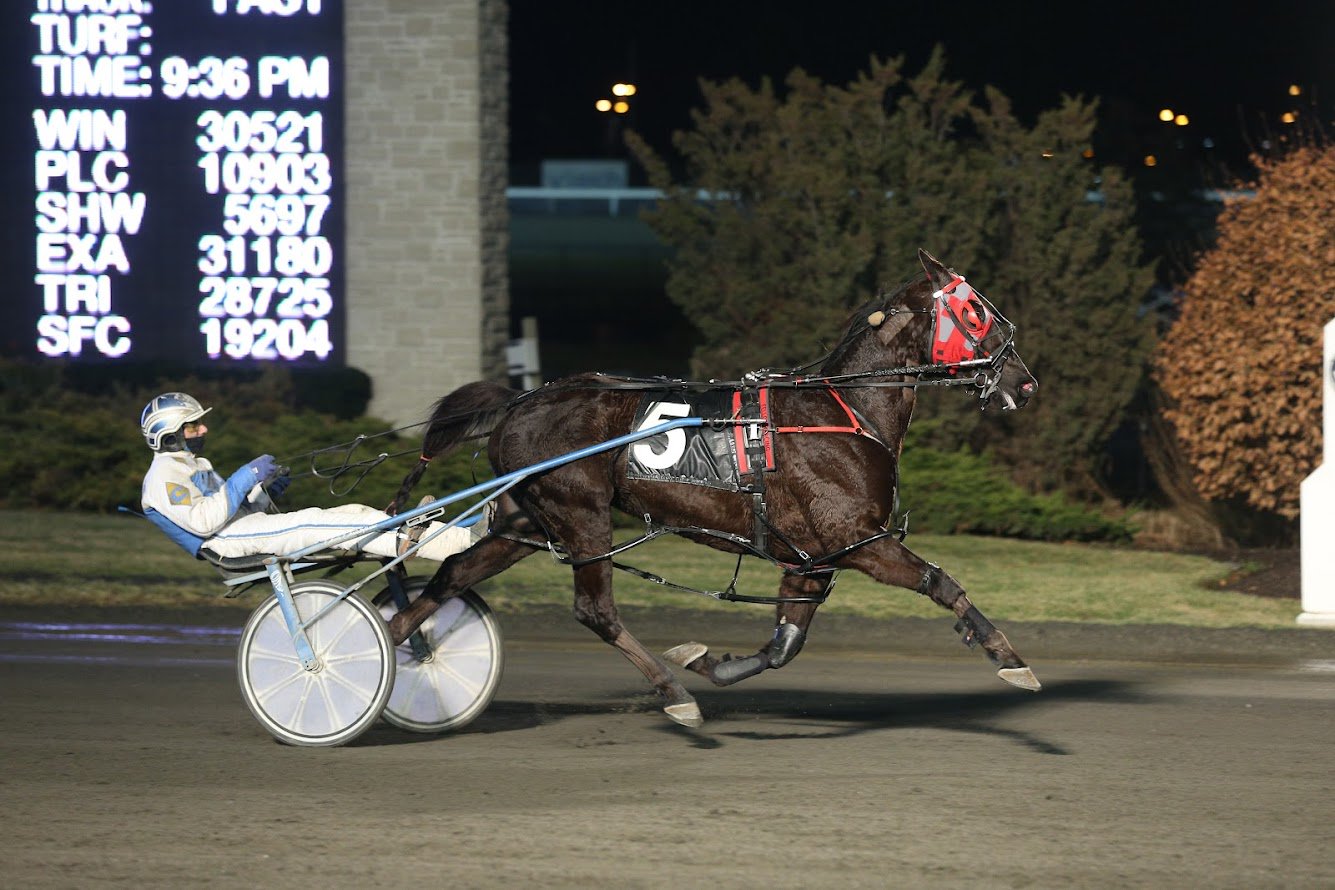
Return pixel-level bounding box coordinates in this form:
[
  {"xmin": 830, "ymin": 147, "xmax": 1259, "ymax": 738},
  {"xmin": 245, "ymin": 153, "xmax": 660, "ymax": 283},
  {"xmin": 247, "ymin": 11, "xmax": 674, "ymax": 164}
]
[{"xmin": 184, "ymin": 435, "xmax": 207, "ymax": 456}]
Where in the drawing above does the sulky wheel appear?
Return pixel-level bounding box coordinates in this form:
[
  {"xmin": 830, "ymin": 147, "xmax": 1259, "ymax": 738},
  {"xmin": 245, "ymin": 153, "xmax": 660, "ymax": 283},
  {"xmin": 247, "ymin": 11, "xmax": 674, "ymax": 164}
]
[
  {"xmin": 377, "ymin": 580, "xmax": 504, "ymax": 734},
  {"xmin": 237, "ymin": 579, "xmax": 395, "ymax": 747}
]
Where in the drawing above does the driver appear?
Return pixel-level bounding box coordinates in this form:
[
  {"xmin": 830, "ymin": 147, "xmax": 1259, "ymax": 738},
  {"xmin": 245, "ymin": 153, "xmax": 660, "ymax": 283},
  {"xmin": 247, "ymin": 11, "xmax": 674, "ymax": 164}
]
[{"xmin": 139, "ymin": 391, "xmax": 476, "ymax": 563}]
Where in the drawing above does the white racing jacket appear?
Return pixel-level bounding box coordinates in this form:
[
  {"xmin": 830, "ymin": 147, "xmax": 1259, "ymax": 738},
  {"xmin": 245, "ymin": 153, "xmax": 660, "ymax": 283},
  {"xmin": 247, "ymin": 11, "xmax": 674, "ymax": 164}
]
[
  {"xmin": 141, "ymin": 450, "xmax": 476, "ymax": 563},
  {"xmin": 141, "ymin": 450, "xmax": 272, "ymax": 556}
]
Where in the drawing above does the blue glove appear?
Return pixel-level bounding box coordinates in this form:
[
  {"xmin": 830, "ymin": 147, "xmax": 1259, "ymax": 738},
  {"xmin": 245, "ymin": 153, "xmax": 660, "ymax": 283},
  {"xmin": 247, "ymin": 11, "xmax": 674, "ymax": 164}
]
[
  {"xmin": 222, "ymin": 455, "xmax": 279, "ymax": 517},
  {"xmin": 268, "ymin": 471, "xmax": 291, "ymax": 498},
  {"xmin": 243, "ymin": 454, "xmax": 280, "ymax": 484}
]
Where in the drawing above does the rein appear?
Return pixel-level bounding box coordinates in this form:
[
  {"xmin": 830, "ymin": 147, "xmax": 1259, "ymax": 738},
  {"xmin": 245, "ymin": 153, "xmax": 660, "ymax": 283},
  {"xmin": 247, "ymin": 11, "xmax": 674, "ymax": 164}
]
[
  {"xmin": 281, "ymin": 421, "xmax": 431, "ymax": 496},
  {"xmin": 511, "ymin": 277, "xmax": 1018, "ymax": 403}
]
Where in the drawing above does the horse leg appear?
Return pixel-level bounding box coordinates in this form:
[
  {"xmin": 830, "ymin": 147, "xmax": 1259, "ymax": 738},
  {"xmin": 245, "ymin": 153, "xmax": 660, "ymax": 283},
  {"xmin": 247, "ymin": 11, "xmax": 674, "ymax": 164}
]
[
  {"xmin": 842, "ymin": 537, "xmax": 1041, "ymax": 691},
  {"xmin": 568, "ymin": 557, "xmax": 704, "ymax": 728},
  {"xmin": 387, "ymin": 532, "xmax": 532, "ymax": 644},
  {"xmin": 664, "ymin": 574, "xmax": 827, "ymax": 687},
  {"xmin": 919, "ymin": 562, "xmax": 1040, "ymax": 690}
]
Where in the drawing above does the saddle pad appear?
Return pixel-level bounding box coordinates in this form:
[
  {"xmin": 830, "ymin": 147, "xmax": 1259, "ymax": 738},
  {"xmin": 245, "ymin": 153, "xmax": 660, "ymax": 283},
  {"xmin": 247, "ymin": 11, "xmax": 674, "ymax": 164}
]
[{"xmin": 626, "ymin": 389, "xmax": 759, "ymax": 491}]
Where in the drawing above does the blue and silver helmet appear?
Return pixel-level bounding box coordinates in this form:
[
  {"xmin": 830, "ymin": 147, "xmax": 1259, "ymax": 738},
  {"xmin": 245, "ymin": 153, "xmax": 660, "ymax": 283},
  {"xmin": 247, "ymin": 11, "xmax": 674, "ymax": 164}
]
[{"xmin": 140, "ymin": 392, "xmax": 211, "ymax": 451}]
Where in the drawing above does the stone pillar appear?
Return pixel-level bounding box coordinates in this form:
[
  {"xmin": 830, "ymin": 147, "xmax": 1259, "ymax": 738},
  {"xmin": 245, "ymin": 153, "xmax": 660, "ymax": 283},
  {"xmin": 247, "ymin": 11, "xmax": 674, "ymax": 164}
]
[
  {"xmin": 345, "ymin": 0, "xmax": 509, "ymax": 427},
  {"xmin": 1299, "ymin": 317, "xmax": 1335, "ymax": 627}
]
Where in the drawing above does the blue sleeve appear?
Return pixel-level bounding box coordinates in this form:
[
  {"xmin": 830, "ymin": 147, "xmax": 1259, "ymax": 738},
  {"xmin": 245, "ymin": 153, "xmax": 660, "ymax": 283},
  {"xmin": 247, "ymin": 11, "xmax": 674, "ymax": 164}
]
[
  {"xmin": 223, "ymin": 465, "xmax": 261, "ymax": 517},
  {"xmin": 144, "ymin": 508, "xmax": 207, "ymax": 557}
]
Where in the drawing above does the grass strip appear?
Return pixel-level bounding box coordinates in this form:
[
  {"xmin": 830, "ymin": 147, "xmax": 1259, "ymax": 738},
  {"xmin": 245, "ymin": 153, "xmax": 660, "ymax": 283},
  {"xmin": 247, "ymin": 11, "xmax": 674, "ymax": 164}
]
[{"xmin": 0, "ymin": 509, "xmax": 1300, "ymax": 629}]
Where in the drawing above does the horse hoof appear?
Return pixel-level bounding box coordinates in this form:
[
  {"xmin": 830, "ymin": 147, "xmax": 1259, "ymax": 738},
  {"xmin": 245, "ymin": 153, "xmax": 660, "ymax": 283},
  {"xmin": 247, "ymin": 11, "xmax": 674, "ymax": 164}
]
[
  {"xmin": 998, "ymin": 666, "xmax": 1042, "ymax": 691},
  {"xmin": 664, "ymin": 701, "xmax": 704, "ymax": 728},
  {"xmin": 662, "ymin": 642, "xmax": 708, "ymax": 669}
]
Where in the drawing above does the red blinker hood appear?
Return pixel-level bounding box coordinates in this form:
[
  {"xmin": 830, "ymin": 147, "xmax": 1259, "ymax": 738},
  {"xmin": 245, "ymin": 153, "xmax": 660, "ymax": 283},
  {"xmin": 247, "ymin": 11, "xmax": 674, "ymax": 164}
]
[{"xmin": 931, "ymin": 277, "xmax": 994, "ymax": 366}]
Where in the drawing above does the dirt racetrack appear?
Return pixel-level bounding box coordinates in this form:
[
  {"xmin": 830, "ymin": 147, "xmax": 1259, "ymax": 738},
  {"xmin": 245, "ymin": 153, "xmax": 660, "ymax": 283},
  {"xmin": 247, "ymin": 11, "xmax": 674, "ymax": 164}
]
[{"xmin": 1, "ymin": 602, "xmax": 1333, "ymax": 889}]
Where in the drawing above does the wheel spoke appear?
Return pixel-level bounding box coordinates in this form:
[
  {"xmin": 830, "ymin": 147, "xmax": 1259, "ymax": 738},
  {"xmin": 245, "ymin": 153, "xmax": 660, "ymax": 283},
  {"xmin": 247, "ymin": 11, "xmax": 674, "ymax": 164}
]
[
  {"xmin": 247, "ymin": 642, "xmax": 302, "ymax": 662},
  {"xmin": 318, "ymin": 671, "xmax": 357, "ymax": 727},
  {"xmin": 433, "ymin": 601, "xmax": 472, "ymax": 637},
  {"xmin": 433, "ymin": 660, "xmax": 483, "ymax": 699},
  {"xmin": 290, "ymin": 674, "xmax": 317, "ymax": 730},
  {"xmin": 323, "ymin": 650, "xmax": 383, "ymax": 666},
  {"xmin": 434, "ymin": 645, "xmax": 493, "ymax": 659},
  {"xmin": 396, "ymin": 663, "xmax": 429, "ymax": 703},
  {"xmin": 316, "ymin": 602, "xmax": 363, "ymax": 654},
  {"xmin": 249, "ymin": 662, "xmax": 306, "ymax": 701}
]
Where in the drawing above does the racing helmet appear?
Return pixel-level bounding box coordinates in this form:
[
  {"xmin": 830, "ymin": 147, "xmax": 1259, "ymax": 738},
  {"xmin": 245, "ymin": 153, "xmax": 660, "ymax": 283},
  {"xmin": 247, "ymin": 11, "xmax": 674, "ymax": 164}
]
[{"xmin": 140, "ymin": 392, "xmax": 212, "ymax": 451}]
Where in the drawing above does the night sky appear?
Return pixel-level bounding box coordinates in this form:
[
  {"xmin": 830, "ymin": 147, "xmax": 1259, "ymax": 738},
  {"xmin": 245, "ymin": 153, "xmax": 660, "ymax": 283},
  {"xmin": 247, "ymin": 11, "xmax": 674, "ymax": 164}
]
[{"xmin": 509, "ymin": 0, "xmax": 1335, "ymax": 182}]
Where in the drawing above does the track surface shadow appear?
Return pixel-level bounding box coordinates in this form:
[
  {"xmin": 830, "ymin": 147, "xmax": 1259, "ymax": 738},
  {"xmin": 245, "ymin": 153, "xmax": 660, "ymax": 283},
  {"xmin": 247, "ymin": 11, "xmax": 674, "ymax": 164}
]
[{"xmin": 353, "ymin": 678, "xmax": 1139, "ymax": 752}]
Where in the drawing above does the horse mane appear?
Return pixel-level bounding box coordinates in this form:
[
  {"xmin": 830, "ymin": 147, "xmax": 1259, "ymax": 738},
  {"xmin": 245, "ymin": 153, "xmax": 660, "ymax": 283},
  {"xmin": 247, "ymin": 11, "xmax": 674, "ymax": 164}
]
[{"xmin": 817, "ymin": 276, "xmax": 922, "ymax": 375}]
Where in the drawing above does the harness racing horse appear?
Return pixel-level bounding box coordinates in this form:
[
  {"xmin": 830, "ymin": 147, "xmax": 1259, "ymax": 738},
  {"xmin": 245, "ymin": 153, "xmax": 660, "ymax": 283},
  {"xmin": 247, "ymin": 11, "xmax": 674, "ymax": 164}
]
[{"xmin": 388, "ymin": 249, "xmax": 1039, "ymax": 728}]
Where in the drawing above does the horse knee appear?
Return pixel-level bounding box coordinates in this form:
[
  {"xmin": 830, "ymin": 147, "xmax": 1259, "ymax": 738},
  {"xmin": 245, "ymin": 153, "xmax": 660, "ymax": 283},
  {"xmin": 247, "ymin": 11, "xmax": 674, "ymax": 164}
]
[
  {"xmin": 572, "ymin": 601, "xmax": 621, "ymax": 642},
  {"xmin": 768, "ymin": 620, "xmax": 806, "ymax": 668}
]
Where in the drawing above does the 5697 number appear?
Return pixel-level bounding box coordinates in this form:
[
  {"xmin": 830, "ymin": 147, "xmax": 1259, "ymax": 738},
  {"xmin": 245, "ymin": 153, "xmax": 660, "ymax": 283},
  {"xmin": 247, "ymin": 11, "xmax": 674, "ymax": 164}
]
[{"xmin": 223, "ymin": 194, "xmax": 330, "ymax": 236}]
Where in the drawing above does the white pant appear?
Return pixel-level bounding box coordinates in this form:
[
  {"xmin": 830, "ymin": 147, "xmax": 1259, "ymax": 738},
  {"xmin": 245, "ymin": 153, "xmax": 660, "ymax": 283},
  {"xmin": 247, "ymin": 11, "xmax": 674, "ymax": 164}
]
[{"xmin": 204, "ymin": 504, "xmax": 474, "ymax": 562}]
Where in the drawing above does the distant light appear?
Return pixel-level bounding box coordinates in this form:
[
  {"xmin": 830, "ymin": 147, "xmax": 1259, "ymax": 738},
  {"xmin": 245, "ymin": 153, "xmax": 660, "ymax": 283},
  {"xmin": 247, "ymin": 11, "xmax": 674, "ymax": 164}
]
[
  {"xmin": 1159, "ymin": 108, "xmax": 1174, "ymax": 122},
  {"xmin": 1144, "ymin": 155, "xmax": 1158, "ymax": 167},
  {"xmin": 595, "ymin": 99, "xmax": 612, "ymax": 112},
  {"xmin": 1174, "ymin": 114, "xmax": 1189, "ymax": 126},
  {"xmin": 1281, "ymin": 111, "xmax": 1297, "ymax": 124},
  {"xmin": 613, "ymin": 101, "xmax": 629, "ymax": 114},
  {"xmin": 1203, "ymin": 137, "xmax": 1215, "ymax": 149},
  {"xmin": 612, "ymin": 83, "xmax": 637, "ymax": 97},
  {"xmin": 1041, "ymin": 149, "xmax": 1054, "ymax": 158},
  {"xmin": 1289, "ymin": 84, "xmax": 1302, "ymax": 96},
  {"xmin": 1081, "ymin": 147, "xmax": 1095, "ymax": 159}
]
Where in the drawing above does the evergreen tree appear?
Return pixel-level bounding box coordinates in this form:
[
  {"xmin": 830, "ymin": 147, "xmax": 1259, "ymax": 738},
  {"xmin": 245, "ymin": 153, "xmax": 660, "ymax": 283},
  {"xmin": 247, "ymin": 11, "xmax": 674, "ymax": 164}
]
[
  {"xmin": 629, "ymin": 49, "xmax": 1153, "ymax": 496},
  {"xmin": 962, "ymin": 91, "xmax": 1155, "ymax": 492}
]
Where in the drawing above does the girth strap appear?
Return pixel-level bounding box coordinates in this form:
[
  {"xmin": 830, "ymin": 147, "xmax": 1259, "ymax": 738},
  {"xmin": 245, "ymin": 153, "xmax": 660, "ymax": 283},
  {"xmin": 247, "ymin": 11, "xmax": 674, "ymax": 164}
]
[{"xmin": 732, "ymin": 386, "xmax": 775, "ymax": 475}]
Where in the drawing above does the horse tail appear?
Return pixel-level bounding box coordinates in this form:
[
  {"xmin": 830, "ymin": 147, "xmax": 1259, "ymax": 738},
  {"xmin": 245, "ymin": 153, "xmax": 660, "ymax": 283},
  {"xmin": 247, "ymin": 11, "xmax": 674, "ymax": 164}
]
[{"xmin": 388, "ymin": 380, "xmax": 518, "ymax": 515}]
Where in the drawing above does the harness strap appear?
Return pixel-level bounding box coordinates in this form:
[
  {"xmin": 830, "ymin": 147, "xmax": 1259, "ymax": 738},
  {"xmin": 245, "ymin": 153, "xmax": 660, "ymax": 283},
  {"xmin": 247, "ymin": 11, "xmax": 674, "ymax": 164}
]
[
  {"xmin": 774, "ymin": 387, "xmax": 882, "ymax": 444},
  {"xmin": 732, "ymin": 386, "xmax": 775, "ymax": 474}
]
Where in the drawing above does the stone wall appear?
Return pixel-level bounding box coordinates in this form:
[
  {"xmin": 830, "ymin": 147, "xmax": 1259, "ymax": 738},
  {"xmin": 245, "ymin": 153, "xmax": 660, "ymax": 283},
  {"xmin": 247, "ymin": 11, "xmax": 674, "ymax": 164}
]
[{"xmin": 345, "ymin": 0, "xmax": 509, "ymax": 427}]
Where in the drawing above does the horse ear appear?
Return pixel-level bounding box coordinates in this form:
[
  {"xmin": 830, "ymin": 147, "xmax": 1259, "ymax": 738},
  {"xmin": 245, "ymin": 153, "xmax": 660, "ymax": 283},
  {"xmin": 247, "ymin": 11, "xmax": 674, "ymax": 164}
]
[{"xmin": 918, "ymin": 248, "xmax": 953, "ymax": 291}]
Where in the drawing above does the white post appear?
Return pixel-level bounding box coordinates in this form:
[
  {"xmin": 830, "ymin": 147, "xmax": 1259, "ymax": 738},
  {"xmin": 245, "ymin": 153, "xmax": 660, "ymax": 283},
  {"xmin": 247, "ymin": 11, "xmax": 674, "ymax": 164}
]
[
  {"xmin": 1298, "ymin": 317, "xmax": 1335, "ymax": 626},
  {"xmin": 505, "ymin": 316, "xmax": 543, "ymax": 391}
]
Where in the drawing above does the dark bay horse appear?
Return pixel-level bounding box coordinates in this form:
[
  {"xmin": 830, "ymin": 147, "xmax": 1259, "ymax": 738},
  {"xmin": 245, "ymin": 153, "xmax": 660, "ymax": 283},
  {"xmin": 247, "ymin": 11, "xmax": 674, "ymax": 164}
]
[{"xmin": 388, "ymin": 249, "xmax": 1039, "ymax": 727}]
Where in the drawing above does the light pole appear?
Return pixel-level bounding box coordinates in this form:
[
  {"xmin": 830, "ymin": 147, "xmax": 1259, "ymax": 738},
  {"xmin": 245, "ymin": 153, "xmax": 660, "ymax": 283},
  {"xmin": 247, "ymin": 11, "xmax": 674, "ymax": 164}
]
[{"xmin": 595, "ymin": 82, "xmax": 636, "ymax": 155}]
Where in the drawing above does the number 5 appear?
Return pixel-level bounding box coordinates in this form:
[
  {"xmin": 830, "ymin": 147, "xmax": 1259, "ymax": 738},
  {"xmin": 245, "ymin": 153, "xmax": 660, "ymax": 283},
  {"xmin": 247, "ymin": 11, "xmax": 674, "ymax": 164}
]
[{"xmin": 632, "ymin": 402, "xmax": 691, "ymax": 469}]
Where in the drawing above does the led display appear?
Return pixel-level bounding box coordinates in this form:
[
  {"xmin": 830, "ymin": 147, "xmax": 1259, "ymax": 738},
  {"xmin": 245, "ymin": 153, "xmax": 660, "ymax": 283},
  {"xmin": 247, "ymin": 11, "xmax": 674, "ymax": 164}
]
[{"xmin": 3, "ymin": 0, "xmax": 344, "ymax": 365}]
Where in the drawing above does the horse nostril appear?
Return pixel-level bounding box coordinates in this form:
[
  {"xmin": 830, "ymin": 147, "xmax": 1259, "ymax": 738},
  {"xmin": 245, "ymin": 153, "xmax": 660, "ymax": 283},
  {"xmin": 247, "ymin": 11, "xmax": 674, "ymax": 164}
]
[{"xmin": 1020, "ymin": 381, "xmax": 1036, "ymax": 394}]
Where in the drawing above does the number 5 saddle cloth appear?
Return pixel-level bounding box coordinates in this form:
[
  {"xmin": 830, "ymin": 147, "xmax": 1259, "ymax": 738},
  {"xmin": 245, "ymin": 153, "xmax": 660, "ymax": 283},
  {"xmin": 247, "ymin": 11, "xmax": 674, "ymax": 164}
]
[{"xmin": 625, "ymin": 388, "xmax": 775, "ymax": 492}]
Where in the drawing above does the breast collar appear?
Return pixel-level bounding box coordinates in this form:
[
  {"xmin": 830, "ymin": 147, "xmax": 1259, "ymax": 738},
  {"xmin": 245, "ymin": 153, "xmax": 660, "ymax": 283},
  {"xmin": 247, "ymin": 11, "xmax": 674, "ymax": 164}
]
[{"xmin": 732, "ymin": 383, "xmax": 887, "ymax": 476}]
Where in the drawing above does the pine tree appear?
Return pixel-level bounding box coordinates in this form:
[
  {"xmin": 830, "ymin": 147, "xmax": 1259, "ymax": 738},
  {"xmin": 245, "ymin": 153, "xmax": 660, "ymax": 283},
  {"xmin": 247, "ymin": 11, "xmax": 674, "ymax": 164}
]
[
  {"xmin": 962, "ymin": 90, "xmax": 1155, "ymax": 493},
  {"xmin": 629, "ymin": 49, "xmax": 1153, "ymax": 496}
]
